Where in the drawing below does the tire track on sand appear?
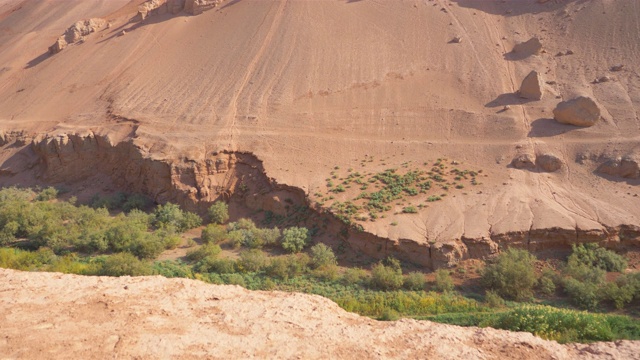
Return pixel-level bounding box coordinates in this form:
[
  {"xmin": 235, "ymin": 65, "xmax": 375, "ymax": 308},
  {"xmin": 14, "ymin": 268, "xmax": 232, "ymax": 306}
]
[{"xmin": 225, "ymin": 0, "xmax": 287, "ymax": 151}]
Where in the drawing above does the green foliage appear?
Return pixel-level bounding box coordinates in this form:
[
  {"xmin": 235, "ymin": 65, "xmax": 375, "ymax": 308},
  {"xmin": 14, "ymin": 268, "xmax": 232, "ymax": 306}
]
[
  {"xmin": 153, "ymin": 260, "xmax": 194, "ymax": 278},
  {"xmin": 434, "ymin": 269, "xmax": 455, "ymax": 293},
  {"xmin": 195, "ymin": 257, "xmax": 236, "ymax": 274},
  {"xmin": 563, "ymin": 278, "xmax": 602, "ymax": 311},
  {"xmin": 402, "ymin": 206, "xmax": 418, "ymax": 214},
  {"xmin": 404, "ymin": 272, "xmax": 426, "ymax": 291},
  {"xmin": 200, "ymin": 224, "xmax": 227, "ymax": 244},
  {"xmin": 371, "ymin": 262, "xmax": 404, "ymax": 290},
  {"xmin": 153, "ymin": 203, "xmax": 202, "ymax": 232},
  {"xmin": 481, "ymin": 248, "xmax": 537, "ymax": 301},
  {"xmin": 91, "ymin": 192, "xmax": 126, "ymax": 210},
  {"xmin": 237, "ymin": 249, "xmax": 269, "ymax": 273},
  {"xmin": 36, "ymin": 187, "xmax": 58, "ymax": 201},
  {"xmin": 484, "ymin": 290, "xmax": 505, "ymax": 308},
  {"xmin": 186, "ymin": 243, "xmax": 222, "ymax": 262},
  {"xmin": 342, "ymin": 267, "xmax": 368, "ymax": 285},
  {"xmin": 281, "ymin": 227, "xmax": 308, "ymax": 253},
  {"xmin": 223, "ymin": 273, "xmax": 246, "ymax": 287},
  {"xmin": 208, "ymin": 201, "xmax": 229, "ymax": 224},
  {"xmin": 122, "ymin": 194, "xmax": 151, "ymax": 212},
  {"xmin": 568, "ymin": 243, "xmax": 627, "ymax": 273},
  {"xmin": 310, "ymin": 243, "xmax": 337, "ymax": 268},
  {"xmin": 538, "ymin": 269, "xmax": 557, "ymax": 297},
  {"xmin": 100, "ymin": 252, "xmax": 152, "ymax": 277},
  {"xmin": 379, "ymin": 308, "xmax": 400, "ymax": 321}
]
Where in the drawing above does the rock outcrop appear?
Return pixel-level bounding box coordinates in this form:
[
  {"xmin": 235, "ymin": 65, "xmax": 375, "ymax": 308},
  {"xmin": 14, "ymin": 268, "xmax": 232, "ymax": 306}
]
[
  {"xmin": 2, "ymin": 269, "xmax": 639, "ymax": 359},
  {"xmin": 519, "ymin": 70, "xmax": 543, "ymax": 100},
  {"xmin": 512, "ymin": 37, "xmax": 543, "ymax": 56},
  {"xmin": 553, "ymin": 96, "xmax": 601, "ymax": 127},
  {"xmin": 137, "ymin": 0, "xmax": 169, "ymax": 21},
  {"xmin": 536, "ymin": 154, "xmax": 563, "ymax": 172},
  {"xmin": 48, "ymin": 19, "xmax": 106, "ymax": 54},
  {"xmin": 597, "ymin": 155, "xmax": 640, "ymax": 179},
  {"xmin": 511, "ymin": 153, "xmax": 536, "ymax": 169},
  {"xmin": 184, "ymin": 0, "xmax": 221, "ymax": 15}
]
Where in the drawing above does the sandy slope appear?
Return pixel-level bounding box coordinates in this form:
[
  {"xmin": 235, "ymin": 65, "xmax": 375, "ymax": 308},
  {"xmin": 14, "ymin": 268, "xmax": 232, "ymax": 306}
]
[
  {"xmin": 0, "ymin": 268, "xmax": 637, "ymax": 359},
  {"xmin": 0, "ymin": 0, "xmax": 639, "ymax": 256}
]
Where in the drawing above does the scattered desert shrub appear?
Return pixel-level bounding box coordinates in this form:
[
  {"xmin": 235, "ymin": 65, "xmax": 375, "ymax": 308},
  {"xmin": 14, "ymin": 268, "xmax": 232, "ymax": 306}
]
[
  {"xmin": 195, "ymin": 257, "xmax": 236, "ymax": 274},
  {"xmin": 434, "ymin": 269, "xmax": 455, "ymax": 293},
  {"xmin": 342, "ymin": 267, "xmax": 368, "ymax": 285},
  {"xmin": 223, "ymin": 273, "xmax": 246, "ymax": 287},
  {"xmin": 484, "ymin": 290, "xmax": 505, "ymax": 308},
  {"xmin": 153, "ymin": 203, "xmax": 202, "ymax": 232},
  {"xmin": 122, "ymin": 194, "xmax": 151, "ymax": 212},
  {"xmin": 281, "ymin": 227, "xmax": 309, "ymax": 253},
  {"xmin": 568, "ymin": 243, "xmax": 627, "ymax": 273},
  {"xmin": 100, "ymin": 252, "xmax": 152, "ymax": 277},
  {"xmin": 371, "ymin": 262, "xmax": 404, "ymax": 290},
  {"xmin": 208, "ymin": 201, "xmax": 229, "ymax": 224},
  {"xmin": 36, "ymin": 187, "xmax": 58, "ymax": 201},
  {"xmin": 237, "ymin": 249, "xmax": 269, "ymax": 272},
  {"xmin": 186, "ymin": 243, "xmax": 222, "ymax": 262},
  {"xmin": 404, "ymin": 271, "xmax": 426, "ymax": 291},
  {"xmin": 310, "ymin": 243, "xmax": 337, "ymax": 268},
  {"xmin": 481, "ymin": 248, "xmax": 536, "ymax": 301},
  {"xmin": 153, "ymin": 260, "xmax": 194, "ymax": 278}
]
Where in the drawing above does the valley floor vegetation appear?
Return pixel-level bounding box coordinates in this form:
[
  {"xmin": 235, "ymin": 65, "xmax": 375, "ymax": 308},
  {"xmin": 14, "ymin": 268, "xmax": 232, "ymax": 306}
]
[{"xmin": 0, "ymin": 186, "xmax": 638, "ymax": 344}]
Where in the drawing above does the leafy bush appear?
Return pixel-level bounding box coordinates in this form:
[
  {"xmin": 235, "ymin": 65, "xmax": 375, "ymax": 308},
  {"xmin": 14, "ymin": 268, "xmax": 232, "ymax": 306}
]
[
  {"xmin": 153, "ymin": 260, "xmax": 194, "ymax": 278},
  {"xmin": 223, "ymin": 273, "xmax": 246, "ymax": 287},
  {"xmin": 484, "ymin": 290, "xmax": 505, "ymax": 308},
  {"xmin": 342, "ymin": 267, "xmax": 368, "ymax": 285},
  {"xmin": 153, "ymin": 203, "xmax": 202, "ymax": 232},
  {"xmin": 36, "ymin": 187, "xmax": 58, "ymax": 201},
  {"xmin": 122, "ymin": 194, "xmax": 151, "ymax": 212},
  {"xmin": 404, "ymin": 272, "xmax": 426, "ymax": 291},
  {"xmin": 568, "ymin": 243, "xmax": 627, "ymax": 273},
  {"xmin": 310, "ymin": 243, "xmax": 337, "ymax": 268},
  {"xmin": 281, "ymin": 227, "xmax": 308, "ymax": 253},
  {"xmin": 371, "ymin": 262, "xmax": 403, "ymax": 290},
  {"xmin": 434, "ymin": 269, "xmax": 455, "ymax": 293},
  {"xmin": 537, "ymin": 269, "xmax": 557, "ymax": 297},
  {"xmin": 186, "ymin": 243, "xmax": 222, "ymax": 262},
  {"xmin": 195, "ymin": 257, "xmax": 236, "ymax": 274},
  {"xmin": 237, "ymin": 249, "xmax": 269, "ymax": 272},
  {"xmin": 200, "ymin": 224, "xmax": 227, "ymax": 244},
  {"xmin": 481, "ymin": 248, "xmax": 536, "ymax": 301},
  {"xmin": 100, "ymin": 252, "xmax": 152, "ymax": 277},
  {"xmin": 563, "ymin": 277, "xmax": 602, "ymax": 310},
  {"xmin": 208, "ymin": 201, "xmax": 229, "ymax": 224}
]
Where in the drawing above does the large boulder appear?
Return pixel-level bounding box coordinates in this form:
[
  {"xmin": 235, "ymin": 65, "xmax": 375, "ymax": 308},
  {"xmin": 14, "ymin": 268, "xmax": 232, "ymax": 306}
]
[
  {"xmin": 512, "ymin": 37, "xmax": 542, "ymax": 56},
  {"xmin": 536, "ymin": 154, "xmax": 563, "ymax": 172},
  {"xmin": 185, "ymin": 0, "xmax": 220, "ymax": 15},
  {"xmin": 519, "ymin": 70, "xmax": 543, "ymax": 100},
  {"xmin": 597, "ymin": 155, "xmax": 640, "ymax": 179},
  {"xmin": 48, "ymin": 18, "xmax": 106, "ymax": 55},
  {"xmin": 553, "ymin": 96, "xmax": 600, "ymax": 127},
  {"xmin": 511, "ymin": 153, "xmax": 535, "ymax": 169}
]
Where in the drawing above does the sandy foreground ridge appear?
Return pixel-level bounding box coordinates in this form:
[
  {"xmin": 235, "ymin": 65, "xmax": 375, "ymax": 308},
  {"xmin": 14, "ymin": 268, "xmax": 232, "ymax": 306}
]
[{"xmin": 0, "ymin": 268, "xmax": 638, "ymax": 359}]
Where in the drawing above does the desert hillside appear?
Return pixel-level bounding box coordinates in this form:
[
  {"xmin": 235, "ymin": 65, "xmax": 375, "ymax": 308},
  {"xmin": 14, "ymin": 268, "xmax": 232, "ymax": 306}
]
[
  {"xmin": 0, "ymin": 0, "xmax": 639, "ymax": 264},
  {"xmin": 0, "ymin": 268, "xmax": 637, "ymax": 359}
]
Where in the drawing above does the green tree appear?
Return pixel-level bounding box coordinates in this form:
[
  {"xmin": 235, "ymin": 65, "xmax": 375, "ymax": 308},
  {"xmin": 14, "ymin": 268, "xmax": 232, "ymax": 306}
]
[
  {"xmin": 281, "ymin": 227, "xmax": 308, "ymax": 253},
  {"xmin": 310, "ymin": 243, "xmax": 337, "ymax": 268},
  {"xmin": 208, "ymin": 201, "xmax": 229, "ymax": 224},
  {"xmin": 482, "ymin": 248, "xmax": 537, "ymax": 301}
]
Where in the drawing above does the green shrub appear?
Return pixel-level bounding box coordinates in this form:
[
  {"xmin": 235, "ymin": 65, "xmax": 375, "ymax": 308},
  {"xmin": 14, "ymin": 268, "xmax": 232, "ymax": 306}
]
[
  {"xmin": 310, "ymin": 243, "xmax": 337, "ymax": 268},
  {"xmin": 434, "ymin": 269, "xmax": 455, "ymax": 293},
  {"xmin": 200, "ymin": 224, "xmax": 227, "ymax": 244},
  {"xmin": 208, "ymin": 201, "xmax": 229, "ymax": 224},
  {"xmin": 371, "ymin": 262, "xmax": 403, "ymax": 290},
  {"xmin": 36, "ymin": 187, "xmax": 58, "ymax": 201},
  {"xmin": 100, "ymin": 252, "xmax": 152, "ymax": 277},
  {"xmin": 481, "ymin": 248, "xmax": 536, "ymax": 301},
  {"xmin": 281, "ymin": 227, "xmax": 308, "ymax": 253},
  {"xmin": 238, "ymin": 249, "xmax": 269, "ymax": 272},
  {"xmin": 484, "ymin": 290, "xmax": 505, "ymax": 308},
  {"xmin": 342, "ymin": 267, "xmax": 368, "ymax": 285},
  {"xmin": 404, "ymin": 271, "xmax": 426, "ymax": 290},
  {"xmin": 312, "ymin": 264, "xmax": 340, "ymax": 281},
  {"xmin": 402, "ymin": 206, "xmax": 418, "ymax": 214},
  {"xmin": 379, "ymin": 308, "xmax": 400, "ymax": 321},
  {"xmin": 153, "ymin": 203, "xmax": 202, "ymax": 232},
  {"xmin": 91, "ymin": 192, "xmax": 126, "ymax": 210},
  {"xmin": 153, "ymin": 260, "xmax": 193, "ymax": 278},
  {"xmin": 186, "ymin": 243, "xmax": 222, "ymax": 262},
  {"xmin": 538, "ymin": 269, "xmax": 557, "ymax": 297},
  {"xmin": 223, "ymin": 273, "xmax": 246, "ymax": 287},
  {"xmin": 563, "ymin": 277, "xmax": 602, "ymax": 310},
  {"xmin": 259, "ymin": 227, "xmax": 281, "ymax": 246},
  {"xmin": 122, "ymin": 194, "xmax": 151, "ymax": 212},
  {"xmin": 195, "ymin": 257, "xmax": 236, "ymax": 274},
  {"xmin": 602, "ymin": 273, "xmax": 639, "ymax": 310},
  {"xmin": 568, "ymin": 243, "xmax": 627, "ymax": 272}
]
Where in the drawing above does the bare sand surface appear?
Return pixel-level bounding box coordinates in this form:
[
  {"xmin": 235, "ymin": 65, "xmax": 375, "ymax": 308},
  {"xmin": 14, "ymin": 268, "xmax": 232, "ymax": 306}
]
[{"xmin": 0, "ymin": 268, "xmax": 638, "ymax": 359}]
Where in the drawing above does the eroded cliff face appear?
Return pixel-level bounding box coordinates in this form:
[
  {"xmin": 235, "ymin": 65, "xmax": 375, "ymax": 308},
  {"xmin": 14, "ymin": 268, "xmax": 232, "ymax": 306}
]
[{"xmin": 0, "ymin": 131, "xmax": 637, "ymax": 269}]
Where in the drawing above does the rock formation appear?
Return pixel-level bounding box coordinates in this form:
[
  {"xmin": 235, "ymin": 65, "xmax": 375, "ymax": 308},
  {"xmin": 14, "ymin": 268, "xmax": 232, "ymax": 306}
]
[
  {"xmin": 519, "ymin": 70, "xmax": 543, "ymax": 100},
  {"xmin": 536, "ymin": 154, "xmax": 563, "ymax": 172},
  {"xmin": 1, "ymin": 269, "xmax": 638, "ymax": 359},
  {"xmin": 48, "ymin": 18, "xmax": 107, "ymax": 54},
  {"xmin": 512, "ymin": 37, "xmax": 543, "ymax": 56},
  {"xmin": 511, "ymin": 153, "xmax": 536, "ymax": 169},
  {"xmin": 184, "ymin": 0, "xmax": 222, "ymax": 15},
  {"xmin": 597, "ymin": 155, "xmax": 640, "ymax": 179},
  {"xmin": 553, "ymin": 96, "xmax": 601, "ymax": 127}
]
